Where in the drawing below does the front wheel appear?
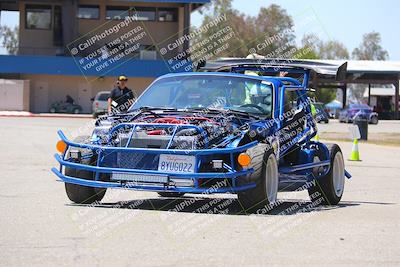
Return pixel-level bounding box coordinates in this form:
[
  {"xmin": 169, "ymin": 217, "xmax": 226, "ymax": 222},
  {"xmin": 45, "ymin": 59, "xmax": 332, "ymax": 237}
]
[
  {"xmin": 308, "ymin": 144, "xmax": 345, "ymax": 205},
  {"xmin": 65, "ymin": 167, "xmax": 106, "ymax": 204},
  {"xmin": 237, "ymin": 144, "xmax": 278, "ymax": 212},
  {"xmin": 64, "ymin": 135, "xmax": 106, "ymax": 204}
]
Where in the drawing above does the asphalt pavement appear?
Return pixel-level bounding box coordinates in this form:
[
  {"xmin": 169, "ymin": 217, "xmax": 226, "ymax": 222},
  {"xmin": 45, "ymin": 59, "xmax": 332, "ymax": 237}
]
[{"xmin": 0, "ymin": 117, "xmax": 399, "ymax": 266}]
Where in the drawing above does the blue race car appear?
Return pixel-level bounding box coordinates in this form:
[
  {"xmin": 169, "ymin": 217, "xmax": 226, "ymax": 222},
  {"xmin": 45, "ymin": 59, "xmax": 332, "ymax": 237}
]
[
  {"xmin": 339, "ymin": 103, "xmax": 379, "ymax": 124},
  {"xmin": 52, "ymin": 59, "xmax": 351, "ymax": 212}
]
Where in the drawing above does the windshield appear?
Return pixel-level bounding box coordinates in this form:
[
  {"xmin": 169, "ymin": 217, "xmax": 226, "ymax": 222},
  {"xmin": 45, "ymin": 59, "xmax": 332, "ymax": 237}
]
[
  {"xmin": 130, "ymin": 75, "xmax": 273, "ymax": 117},
  {"xmin": 97, "ymin": 93, "xmax": 110, "ymax": 101}
]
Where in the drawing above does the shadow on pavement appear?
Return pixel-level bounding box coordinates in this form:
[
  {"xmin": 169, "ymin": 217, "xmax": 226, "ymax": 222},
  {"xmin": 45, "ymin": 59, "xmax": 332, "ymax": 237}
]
[{"xmin": 67, "ymin": 195, "xmax": 372, "ymax": 216}]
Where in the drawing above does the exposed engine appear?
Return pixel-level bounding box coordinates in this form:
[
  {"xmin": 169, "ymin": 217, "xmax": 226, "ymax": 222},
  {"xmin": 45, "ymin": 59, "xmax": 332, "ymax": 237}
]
[{"xmin": 93, "ymin": 109, "xmax": 252, "ymax": 149}]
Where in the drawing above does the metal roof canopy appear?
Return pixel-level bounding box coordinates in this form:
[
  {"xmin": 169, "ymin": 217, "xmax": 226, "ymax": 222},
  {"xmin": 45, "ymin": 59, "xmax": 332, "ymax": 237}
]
[{"xmin": 309, "ymin": 60, "xmax": 400, "ymax": 119}]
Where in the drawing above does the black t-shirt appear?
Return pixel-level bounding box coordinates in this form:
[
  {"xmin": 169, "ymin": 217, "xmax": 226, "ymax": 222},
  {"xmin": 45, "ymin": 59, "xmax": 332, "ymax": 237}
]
[{"xmin": 109, "ymin": 87, "xmax": 135, "ymax": 111}]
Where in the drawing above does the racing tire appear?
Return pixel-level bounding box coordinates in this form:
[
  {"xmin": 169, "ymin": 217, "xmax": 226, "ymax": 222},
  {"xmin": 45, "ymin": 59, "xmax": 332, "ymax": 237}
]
[
  {"xmin": 237, "ymin": 144, "xmax": 278, "ymax": 213},
  {"xmin": 157, "ymin": 192, "xmax": 185, "ymax": 198},
  {"xmin": 73, "ymin": 108, "xmax": 80, "ymax": 114},
  {"xmin": 49, "ymin": 108, "xmax": 56, "ymax": 113},
  {"xmin": 64, "ymin": 136, "xmax": 106, "ymax": 204},
  {"xmin": 308, "ymin": 144, "xmax": 345, "ymax": 205}
]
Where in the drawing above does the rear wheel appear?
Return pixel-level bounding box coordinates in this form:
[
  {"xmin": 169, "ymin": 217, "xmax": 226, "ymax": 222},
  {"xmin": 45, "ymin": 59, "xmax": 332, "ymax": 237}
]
[
  {"xmin": 308, "ymin": 144, "xmax": 345, "ymax": 205},
  {"xmin": 50, "ymin": 107, "xmax": 56, "ymax": 113},
  {"xmin": 237, "ymin": 144, "xmax": 278, "ymax": 213},
  {"xmin": 157, "ymin": 192, "xmax": 185, "ymax": 198},
  {"xmin": 370, "ymin": 116, "xmax": 378, "ymax": 125},
  {"xmin": 64, "ymin": 135, "xmax": 106, "ymax": 204}
]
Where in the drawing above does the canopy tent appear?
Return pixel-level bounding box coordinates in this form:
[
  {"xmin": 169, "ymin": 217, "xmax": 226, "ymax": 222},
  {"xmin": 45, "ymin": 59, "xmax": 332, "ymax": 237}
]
[{"xmin": 325, "ymin": 99, "xmax": 343, "ymax": 109}]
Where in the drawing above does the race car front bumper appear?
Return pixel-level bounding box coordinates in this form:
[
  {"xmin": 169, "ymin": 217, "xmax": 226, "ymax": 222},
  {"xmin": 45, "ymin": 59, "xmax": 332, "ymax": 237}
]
[{"xmin": 52, "ymin": 130, "xmax": 258, "ymax": 194}]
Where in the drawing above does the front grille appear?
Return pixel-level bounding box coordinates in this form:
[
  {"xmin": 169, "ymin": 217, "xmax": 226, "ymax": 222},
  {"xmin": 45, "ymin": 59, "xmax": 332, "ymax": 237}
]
[
  {"xmin": 100, "ymin": 152, "xmax": 159, "ymax": 170},
  {"xmin": 117, "ymin": 152, "xmax": 159, "ymax": 170}
]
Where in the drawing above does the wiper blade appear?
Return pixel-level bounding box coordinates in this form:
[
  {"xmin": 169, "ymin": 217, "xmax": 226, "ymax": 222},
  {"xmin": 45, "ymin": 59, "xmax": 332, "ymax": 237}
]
[
  {"xmin": 226, "ymin": 109, "xmax": 261, "ymax": 119},
  {"xmin": 138, "ymin": 106, "xmax": 177, "ymax": 111},
  {"xmin": 184, "ymin": 107, "xmax": 261, "ymax": 119},
  {"xmin": 183, "ymin": 107, "xmax": 225, "ymax": 113},
  {"xmin": 121, "ymin": 106, "xmax": 177, "ymax": 121}
]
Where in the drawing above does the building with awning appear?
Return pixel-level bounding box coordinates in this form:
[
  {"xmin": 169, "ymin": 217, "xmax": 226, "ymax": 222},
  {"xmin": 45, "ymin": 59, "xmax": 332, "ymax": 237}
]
[
  {"xmin": 310, "ymin": 60, "xmax": 400, "ymax": 119},
  {"xmin": 0, "ymin": 0, "xmax": 210, "ymax": 113},
  {"xmin": 362, "ymin": 85, "xmax": 399, "ymax": 119}
]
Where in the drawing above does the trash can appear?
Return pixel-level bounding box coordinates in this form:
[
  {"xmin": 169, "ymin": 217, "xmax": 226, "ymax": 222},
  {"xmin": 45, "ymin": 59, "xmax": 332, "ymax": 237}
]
[{"xmin": 354, "ymin": 115, "xmax": 368, "ymax": 140}]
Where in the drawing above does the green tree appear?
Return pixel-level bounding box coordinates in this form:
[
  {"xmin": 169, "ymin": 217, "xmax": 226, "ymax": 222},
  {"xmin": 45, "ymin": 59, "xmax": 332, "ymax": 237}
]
[
  {"xmin": 300, "ymin": 34, "xmax": 349, "ymax": 59},
  {"xmin": 298, "ymin": 34, "xmax": 343, "ymax": 103},
  {"xmin": 295, "ymin": 34, "xmax": 319, "ymax": 59},
  {"xmin": 193, "ymin": 0, "xmax": 249, "ymax": 57},
  {"xmin": 352, "ymin": 31, "xmax": 389, "ymax": 60},
  {"xmin": 350, "ymin": 32, "xmax": 388, "ymax": 103},
  {"xmin": 319, "ymin": 40, "xmax": 349, "ymax": 59},
  {"xmin": 194, "ymin": 1, "xmax": 295, "ymax": 58},
  {"xmin": 312, "ymin": 88, "xmax": 337, "ymax": 104},
  {"xmin": 253, "ymin": 4, "xmax": 295, "ymax": 54},
  {"xmin": 0, "ymin": 25, "xmax": 19, "ymax": 55}
]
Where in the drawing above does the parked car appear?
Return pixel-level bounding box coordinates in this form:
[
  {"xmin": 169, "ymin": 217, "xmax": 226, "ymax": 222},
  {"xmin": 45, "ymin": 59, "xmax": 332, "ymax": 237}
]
[
  {"xmin": 314, "ymin": 102, "xmax": 329, "ymax": 123},
  {"xmin": 91, "ymin": 91, "xmax": 110, "ymax": 118},
  {"xmin": 52, "ymin": 59, "xmax": 351, "ymax": 212},
  {"xmin": 339, "ymin": 103, "xmax": 379, "ymax": 124},
  {"xmin": 49, "ymin": 101, "xmax": 82, "ymax": 114}
]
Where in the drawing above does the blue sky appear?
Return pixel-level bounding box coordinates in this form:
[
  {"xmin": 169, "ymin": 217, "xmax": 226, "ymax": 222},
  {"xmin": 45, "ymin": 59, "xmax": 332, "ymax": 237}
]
[{"xmin": 1, "ymin": 0, "xmax": 399, "ymax": 59}]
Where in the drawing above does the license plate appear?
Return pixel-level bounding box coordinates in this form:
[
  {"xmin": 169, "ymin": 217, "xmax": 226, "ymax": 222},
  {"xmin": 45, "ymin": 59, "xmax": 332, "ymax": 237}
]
[
  {"xmin": 111, "ymin": 172, "xmax": 168, "ymax": 183},
  {"xmin": 158, "ymin": 154, "xmax": 195, "ymax": 173}
]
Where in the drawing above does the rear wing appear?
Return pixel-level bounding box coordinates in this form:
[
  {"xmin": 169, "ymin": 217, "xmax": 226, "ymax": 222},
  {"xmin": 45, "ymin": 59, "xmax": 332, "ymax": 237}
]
[{"xmin": 197, "ymin": 58, "xmax": 347, "ymax": 81}]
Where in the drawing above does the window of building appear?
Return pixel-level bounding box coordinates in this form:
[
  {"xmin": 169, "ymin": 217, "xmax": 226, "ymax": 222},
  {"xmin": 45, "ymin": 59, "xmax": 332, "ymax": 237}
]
[
  {"xmin": 106, "ymin": 6, "xmax": 130, "ymax": 20},
  {"xmin": 77, "ymin": 5, "xmax": 99, "ymax": 19},
  {"xmin": 158, "ymin": 8, "xmax": 178, "ymax": 22},
  {"xmin": 132, "ymin": 7, "xmax": 156, "ymax": 21},
  {"xmin": 26, "ymin": 5, "xmax": 52, "ymax": 30}
]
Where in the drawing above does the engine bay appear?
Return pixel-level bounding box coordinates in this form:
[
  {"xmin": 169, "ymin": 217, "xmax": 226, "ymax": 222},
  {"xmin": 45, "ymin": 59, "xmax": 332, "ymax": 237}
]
[{"xmin": 93, "ymin": 108, "xmax": 257, "ymax": 149}]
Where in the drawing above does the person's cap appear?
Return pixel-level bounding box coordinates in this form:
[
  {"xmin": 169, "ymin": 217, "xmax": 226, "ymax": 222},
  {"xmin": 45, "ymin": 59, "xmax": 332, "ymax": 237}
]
[{"xmin": 117, "ymin": 75, "xmax": 128, "ymax": 81}]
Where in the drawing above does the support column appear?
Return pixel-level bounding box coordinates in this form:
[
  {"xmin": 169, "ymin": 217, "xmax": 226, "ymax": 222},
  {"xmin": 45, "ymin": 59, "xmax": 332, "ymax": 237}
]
[
  {"xmin": 342, "ymin": 83, "xmax": 347, "ymax": 108},
  {"xmin": 394, "ymin": 79, "xmax": 399, "ymax": 120},
  {"xmin": 368, "ymin": 83, "xmax": 371, "ymax": 106},
  {"xmin": 183, "ymin": 4, "xmax": 190, "ymax": 55},
  {"xmin": 62, "ymin": 0, "xmax": 78, "ymax": 55}
]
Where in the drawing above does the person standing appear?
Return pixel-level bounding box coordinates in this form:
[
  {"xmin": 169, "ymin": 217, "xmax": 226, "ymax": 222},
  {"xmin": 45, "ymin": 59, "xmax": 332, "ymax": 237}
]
[
  {"xmin": 65, "ymin": 94, "xmax": 74, "ymax": 104},
  {"xmin": 108, "ymin": 75, "xmax": 136, "ymax": 114}
]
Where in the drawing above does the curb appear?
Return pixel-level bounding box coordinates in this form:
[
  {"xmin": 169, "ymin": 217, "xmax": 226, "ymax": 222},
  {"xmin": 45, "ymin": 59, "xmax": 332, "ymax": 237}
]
[{"xmin": 0, "ymin": 112, "xmax": 92, "ymax": 119}]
